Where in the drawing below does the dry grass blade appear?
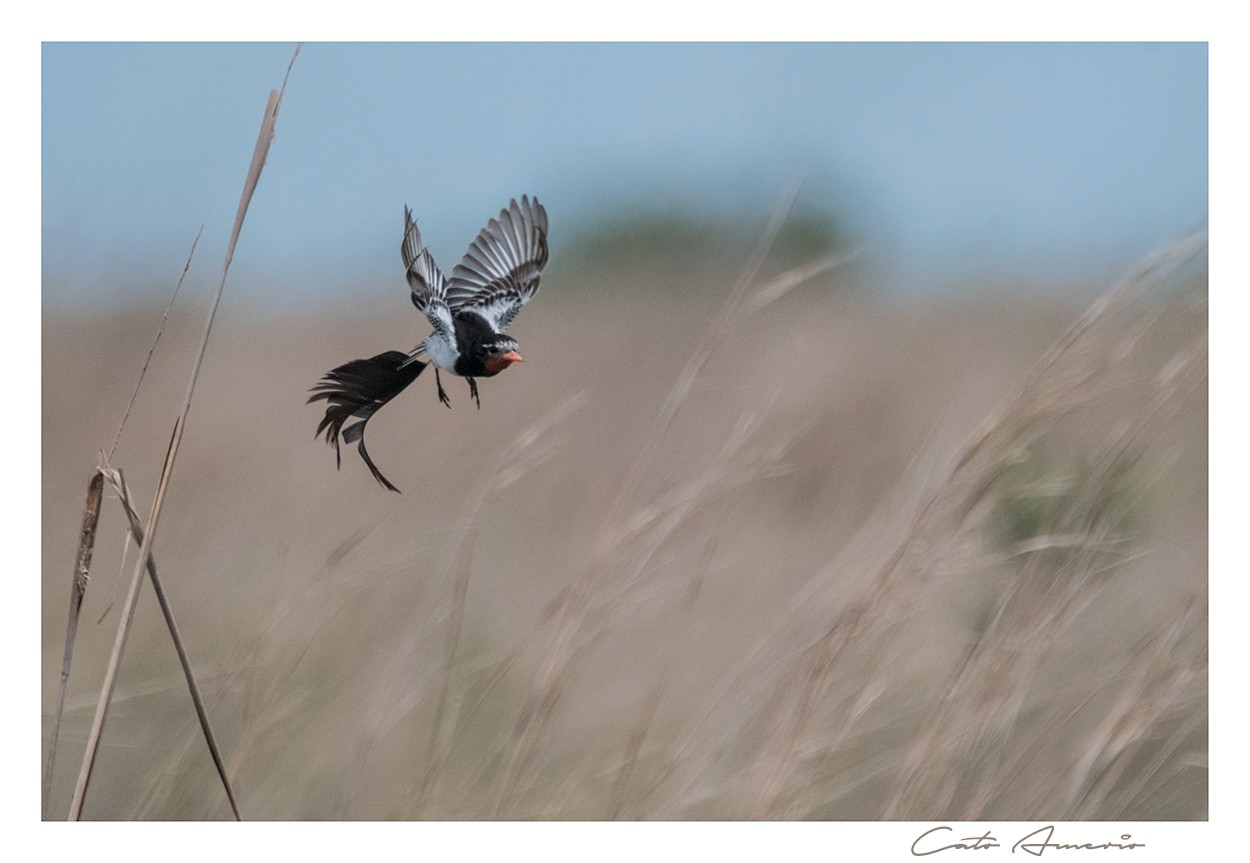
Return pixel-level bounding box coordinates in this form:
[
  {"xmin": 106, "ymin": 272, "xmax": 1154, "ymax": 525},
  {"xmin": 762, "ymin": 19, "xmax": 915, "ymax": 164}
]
[
  {"xmin": 66, "ymin": 60, "xmax": 295, "ymax": 820},
  {"xmin": 181, "ymin": 88, "xmax": 283, "ymax": 412},
  {"xmin": 107, "ymin": 227, "xmax": 202, "ymax": 462},
  {"xmin": 43, "ymin": 472, "xmax": 103, "ymax": 819},
  {"xmin": 1028, "ymin": 229, "xmax": 1207, "ymax": 384}
]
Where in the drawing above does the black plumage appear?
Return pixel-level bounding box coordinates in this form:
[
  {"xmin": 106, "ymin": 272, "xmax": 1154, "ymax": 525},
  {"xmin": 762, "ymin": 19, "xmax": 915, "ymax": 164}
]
[{"xmin": 307, "ymin": 351, "xmax": 427, "ymax": 492}]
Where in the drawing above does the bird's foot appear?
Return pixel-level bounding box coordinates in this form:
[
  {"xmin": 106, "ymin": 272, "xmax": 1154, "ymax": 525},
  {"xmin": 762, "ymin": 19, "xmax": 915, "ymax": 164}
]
[
  {"xmin": 469, "ymin": 378, "xmax": 480, "ymax": 409},
  {"xmin": 435, "ymin": 369, "xmax": 451, "ymax": 408}
]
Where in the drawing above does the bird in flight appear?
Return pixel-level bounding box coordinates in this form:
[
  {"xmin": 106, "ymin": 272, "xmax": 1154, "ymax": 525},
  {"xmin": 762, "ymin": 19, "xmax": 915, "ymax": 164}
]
[{"xmin": 309, "ymin": 195, "xmax": 550, "ymax": 491}]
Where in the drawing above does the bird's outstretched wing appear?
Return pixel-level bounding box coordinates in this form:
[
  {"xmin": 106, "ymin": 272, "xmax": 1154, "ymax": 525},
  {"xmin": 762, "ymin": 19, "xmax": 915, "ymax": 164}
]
[
  {"xmin": 401, "ymin": 205, "xmax": 457, "ymax": 352},
  {"xmin": 308, "ymin": 351, "xmax": 427, "ymax": 492},
  {"xmin": 446, "ymin": 195, "xmax": 549, "ymax": 332}
]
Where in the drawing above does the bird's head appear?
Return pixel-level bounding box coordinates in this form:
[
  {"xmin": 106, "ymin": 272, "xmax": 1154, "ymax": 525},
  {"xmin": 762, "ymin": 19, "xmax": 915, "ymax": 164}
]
[{"xmin": 480, "ymin": 336, "xmax": 524, "ymax": 374}]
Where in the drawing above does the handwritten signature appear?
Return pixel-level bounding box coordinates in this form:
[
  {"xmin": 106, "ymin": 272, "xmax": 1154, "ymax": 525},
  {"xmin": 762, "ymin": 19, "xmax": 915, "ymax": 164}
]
[{"xmin": 912, "ymin": 825, "xmax": 1145, "ymax": 856}]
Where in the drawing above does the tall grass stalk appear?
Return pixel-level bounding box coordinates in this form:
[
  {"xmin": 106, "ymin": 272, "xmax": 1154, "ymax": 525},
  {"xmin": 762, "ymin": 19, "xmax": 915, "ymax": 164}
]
[{"xmin": 65, "ymin": 52, "xmax": 297, "ymax": 819}]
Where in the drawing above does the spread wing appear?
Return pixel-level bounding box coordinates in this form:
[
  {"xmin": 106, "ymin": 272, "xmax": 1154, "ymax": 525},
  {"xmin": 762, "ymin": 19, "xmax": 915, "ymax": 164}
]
[
  {"xmin": 445, "ymin": 195, "xmax": 549, "ymax": 332},
  {"xmin": 401, "ymin": 205, "xmax": 457, "ymax": 352}
]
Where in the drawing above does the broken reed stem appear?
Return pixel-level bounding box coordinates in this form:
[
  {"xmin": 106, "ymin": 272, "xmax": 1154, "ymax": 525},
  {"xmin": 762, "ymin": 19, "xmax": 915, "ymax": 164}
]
[
  {"xmin": 68, "ymin": 419, "xmax": 184, "ymax": 819},
  {"xmin": 67, "ymin": 74, "xmax": 291, "ymax": 820},
  {"xmin": 43, "ymin": 472, "xmax": 104, "ymax": 819},
  {"xmin": 101, "ymin": 467, "xmax": 242, "ymax": 819}
]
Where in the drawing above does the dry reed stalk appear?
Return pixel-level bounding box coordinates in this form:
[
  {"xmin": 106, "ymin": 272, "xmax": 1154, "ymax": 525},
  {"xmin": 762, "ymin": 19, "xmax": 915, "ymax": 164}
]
[
  {"xmin": 67, "ymin": 48, "xmax": 298, "ymax": 819},
  {"xmin": 68, "ymin": 424, "xmax": 183, "ymax": 819},
  {"xmin": 43, "ymin": 472, "xmax": 104, "ymax": 818}
]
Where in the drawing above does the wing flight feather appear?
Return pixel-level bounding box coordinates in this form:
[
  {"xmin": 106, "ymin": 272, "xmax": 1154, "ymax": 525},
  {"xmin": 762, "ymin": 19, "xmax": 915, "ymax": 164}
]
[
  {"xmin": 401, "ymin": 205, "xmax": 457, "ymax": 351},
  {"xmin": 446, "ymin": 195, "xmax": 549, "ymax": 332}
]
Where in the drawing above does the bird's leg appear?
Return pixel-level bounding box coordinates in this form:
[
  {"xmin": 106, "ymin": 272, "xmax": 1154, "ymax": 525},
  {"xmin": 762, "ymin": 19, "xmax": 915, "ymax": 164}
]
[
  {"xmin": 435, "ymin": 368, "xmax": 451, "ymax": 408},
  {"xmin": 468, "ymin": 377, "xmax": 480, "ymax": 409}
]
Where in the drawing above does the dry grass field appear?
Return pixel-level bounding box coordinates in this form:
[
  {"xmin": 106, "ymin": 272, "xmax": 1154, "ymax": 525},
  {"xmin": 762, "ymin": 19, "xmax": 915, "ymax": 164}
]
[{"xmin": 41, "ymin": 242, "xmax": 1207, "ymax": 820}]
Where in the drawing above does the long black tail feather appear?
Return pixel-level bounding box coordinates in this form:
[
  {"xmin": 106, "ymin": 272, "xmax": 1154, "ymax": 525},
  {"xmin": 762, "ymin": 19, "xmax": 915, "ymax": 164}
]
[{"xmin": 308, "ymin": 350, "xmax": 426, "ymax": 492}]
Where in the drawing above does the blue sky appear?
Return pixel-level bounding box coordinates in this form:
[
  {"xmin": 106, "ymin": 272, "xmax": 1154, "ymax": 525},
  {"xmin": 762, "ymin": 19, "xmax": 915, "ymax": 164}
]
[{"xmin": 41, "ymin": 42, "xmax": 1207, "ymax": 305}]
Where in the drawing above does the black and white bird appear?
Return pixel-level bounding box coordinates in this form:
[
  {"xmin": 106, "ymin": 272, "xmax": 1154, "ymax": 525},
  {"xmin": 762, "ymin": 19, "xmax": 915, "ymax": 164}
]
[{"xmin": 309, "ymin": 195, "xmax": 549, "ymax": 491}]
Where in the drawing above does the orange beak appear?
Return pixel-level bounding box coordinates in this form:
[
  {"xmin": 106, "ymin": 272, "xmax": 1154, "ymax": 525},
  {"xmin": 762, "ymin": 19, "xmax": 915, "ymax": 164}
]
[{"xmin": 501, "ymin": 350, "xmax": 524, "ymax": 364}]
